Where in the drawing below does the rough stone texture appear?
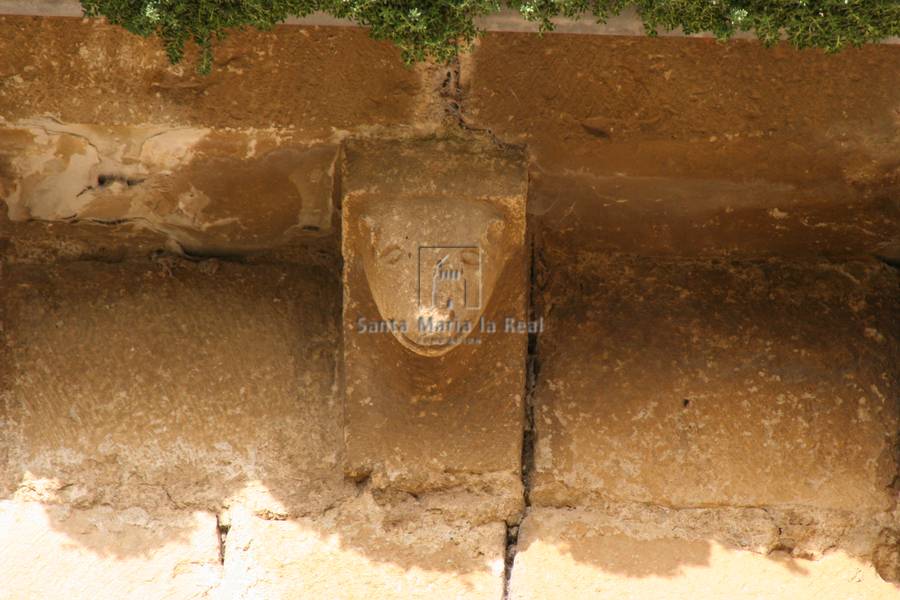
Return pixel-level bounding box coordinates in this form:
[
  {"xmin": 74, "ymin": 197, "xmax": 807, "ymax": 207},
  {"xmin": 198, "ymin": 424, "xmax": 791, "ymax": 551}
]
[
  {"xmin": 341, "ymin": 136, "xmax": 528, "ymax": 518},
  {"xmin": 464, "ymin": 34, "xmax": 900, "ymax": 260},
  {"xmin": 503, "ymin": 499, "xmax": 898, "ymax": 568},
  {"xmin": 508, "ymin": 508, "xmax": 900, "ymax": 600},
  {"xmin": 0, "ymin": 501, "xmax": 221, "ymax": 600},
  {"xmin": 532, "ymin": 255, "xmax": 899, "ymax": 513},
  {"xmin": 219, "ymin": 499, "xmax": 507, "ymax": 599},
  {"xmin": 1, "ymin": 258, "xmax": 351, "ymax": 516},
  {"xmin": 0, "ymin": 124, "xmax": 339, "ymax": 254},
  {"xmin": 529, "ymin": 171, "xmax": 900, "ymax": 260},
  {"xmin": 0, "ymin": 17, "xmax": 425, "ymax": 132},
  {"xmin": 0, "ymin": 253, "xmax": 520, "ymax": 598},
  {"xmin": 0, "ymin": 15, "xmax": 449, "ymax": 258},
  {"xmin": 463, "ymin": 34, "xmax": 900, "ymax": 185},
  {"xmin": 1, "ymin": 15, "xmax": 899, "ymax": 599},
  {"xmin": 0, "ymin": 208, "xmax": 340, "ymax": 268},
  {"xmin": 4, "ymin": 21, "xmax": 899, "ymax": 261}
]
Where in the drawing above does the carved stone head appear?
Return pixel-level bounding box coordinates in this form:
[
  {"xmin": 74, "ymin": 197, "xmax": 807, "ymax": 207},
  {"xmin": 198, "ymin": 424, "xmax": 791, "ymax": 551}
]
[{"xmin": 355, "ymin": 196, "xmax": 516, "ymax": 356}]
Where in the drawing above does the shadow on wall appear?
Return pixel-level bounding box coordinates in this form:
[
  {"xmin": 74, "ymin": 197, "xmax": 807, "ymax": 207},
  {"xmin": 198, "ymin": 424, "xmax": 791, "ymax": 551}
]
[
  {"xmin": 0, "ymin": 246, "xmax": 513, "ymax": 596},
  {"xmin": 1, "ymin": 243, "xmax": 898, "ymax": 598},
  {"xmin": 0, "ymin": 12, "xmax": 898, "ymax": 597},
  {"xmin": 0, "ymin": 255, "xmax": 344, "ymax": 524},
  {"xmin": 509, "ymin": 528, "xmax": 900, "ymax": 598}
]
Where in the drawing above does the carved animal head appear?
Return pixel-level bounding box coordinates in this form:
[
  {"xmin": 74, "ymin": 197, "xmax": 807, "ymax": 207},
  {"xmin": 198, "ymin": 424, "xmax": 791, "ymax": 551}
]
[{"xmin": 355, "ymin": 196, "xmax": 513, "ymax": 356}]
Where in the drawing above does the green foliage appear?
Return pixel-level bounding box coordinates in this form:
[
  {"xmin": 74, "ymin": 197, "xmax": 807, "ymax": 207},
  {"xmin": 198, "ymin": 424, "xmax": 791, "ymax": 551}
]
[
  {"xmin": 324, "ymin": 0, "xmax": 501, "ymax": 62},
  {"xmin": 80, "ymin": 0, "xmax": 317, "ymax": 73},
  {"xmin": 80, "ymin": 0, "xmax": 900, "ymax": 73}
]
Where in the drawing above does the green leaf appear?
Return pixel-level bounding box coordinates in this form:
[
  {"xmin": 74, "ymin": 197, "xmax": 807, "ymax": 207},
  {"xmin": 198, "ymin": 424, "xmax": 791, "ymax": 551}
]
[{"xmin": 78, "ymin": 0, "xmax": 900, "ymax": 73}]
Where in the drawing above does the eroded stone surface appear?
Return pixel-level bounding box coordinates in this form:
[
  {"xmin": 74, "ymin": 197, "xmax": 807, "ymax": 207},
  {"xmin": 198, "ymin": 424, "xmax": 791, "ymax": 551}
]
[
  {"xmin": 465, "ymin": 34, "xmax": 900, "ymax": 260},
  {"xmin": 1, "ymin": 259, "xmax": 350, "ymax": 516},
  {"xmin": 218, "ymin": 498, "xmax": 507, "ymax": 600},
  {"xmin": 0, "ymin": 501, "xmax": 221, "ymax": 600},
  {"xmin": 529, "ymin": 171, "xmax": 900, "ymax": 260},
  {"xmin": 0, "ymin": 123, "xmax": 339, "ymax": 254},
  {"xmin": 0, "ymin": 15, "xmax": 459, "ymax": 258},
  {"xmin": 464, "ymin": 35, "xmax": 900, "ymax": 187},
  {"xmin": 1, "ymin": 18, "xmax": 898, "ymax": 598},
  {"xmin": 0, "ymin": 17, "xmax": 423, "ymax": 132},
  {"xmin": 0, "ymin": 252, "xmax": 523, "ymax": 598},
  {"xmin": 341, "ymin": 136, "xmax": 528, "ymax": 517},
  {"xmin": 509, "ymin": 508, "xmax": 900, "ymax": 600},
  {"xmin": 532, "ymin": 255, "xmax": 899, "ymax": 513}
]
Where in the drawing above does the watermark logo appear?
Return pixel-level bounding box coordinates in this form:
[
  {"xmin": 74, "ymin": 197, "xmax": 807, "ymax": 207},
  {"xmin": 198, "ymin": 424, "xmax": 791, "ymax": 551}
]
[
  {"xmin": 355, "ymin": 242, "xmax": 543, "ymax": 347},
  {"xmin": 417, "ymin": 246, "xmax": 482, "ymax": 312}
]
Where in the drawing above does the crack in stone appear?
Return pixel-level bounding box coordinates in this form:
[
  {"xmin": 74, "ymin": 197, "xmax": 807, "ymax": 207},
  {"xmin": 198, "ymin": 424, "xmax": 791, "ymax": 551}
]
[
  {"xmin": 441, "ymin": 51, "xmax": 525, "ymax": 154},
  {"xmin": 503, "ymin": 234, "xmax": 542, "ymax": 600},
  {"xmin": 215, "ymin": 513, "xmax": 230, "ymax": 566},
  {"xmin": 875, "ymin": 253, "xmax": 900, "ymax": 271},
  {"xmin": 96, "ymin": 173, "xmax": 145, "ymax": 188}
]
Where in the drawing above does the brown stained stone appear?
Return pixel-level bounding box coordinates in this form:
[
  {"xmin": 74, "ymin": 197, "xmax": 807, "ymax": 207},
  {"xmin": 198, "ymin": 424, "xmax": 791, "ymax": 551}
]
[
  {"xmin": 0, "ymin": 213, "xmax": 182, "ymax": 265},
  {"xmin": 462, "ymin": 34, "xmax": 900, "ymax": 187},
  {"xmin": 341, "ymin": 137, "xmax": 528, "ymax": 517},
  {"xmin": 0, "ymin": 17, "xmax": 421, "ymax": 133},
  {"xmin": 1, "ymin": 259, "xmax": 351, "ymax": 516},
  {"xmin": 0, "ymin": 23, "xmax": 897, "ymax": 596},
  {"xmin": 508, "ymin": 508, "xmax": 900, "ymax": 600},
  {"xmin": 530, "ymin": 171, "xmax": 900, "ymax": 260},
  {"xmin": 220, "ymin": 498, "xmax": 507, "ymax": 599},
  {"xmin": 0, "ymin": 124, "xmax": 340, "ymax": 255},
  {"xmin": 0, "ymin": 501, "xmax": 221, "ymax": 599},
  {"xmin": 532, "ymin": 255, "xmax": 899, "ymax": 513},
  {"xmin": 464, "ymin": 35, "xmax": 900, "ymax": 259}
]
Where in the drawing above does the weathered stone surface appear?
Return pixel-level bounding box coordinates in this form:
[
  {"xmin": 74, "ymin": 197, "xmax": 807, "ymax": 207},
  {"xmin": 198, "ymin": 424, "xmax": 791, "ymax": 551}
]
[
  {"xmin": 508, "ymin": 508, "xmax": 900, "ymax": 600},
  {"xmin": 0, "ymin": 212, "xmax": 338, "ymax": 267},
  {"xmin": 0, "ymin": 501, "xmax": 221, "ymax": 600},
  {"xmin": 0, "ymin": 124, "xmax": 339, "ymax": 254},
  {"xmin": 0, "ymin": 17, "xmax": 897, "ymax": 599},
  {"xmin": 0, "ymin": 15, "xmax": 455, "ymax": 258},
  {"xmin": 1, "ymin": 259, "xmax": 350, "ymax": 516},
  {"xmin": 0, "ymin": 17, "xmax": 423, "ymax": 132},
  {"xmin": 463, "ymin": 35, "xmax": 900, "ymax": 186},
  {"xmin": 532, "ymin": 255, "xmax": 899, "ymax": 512},
  {"xmin": 465, "ymin": 34, "xmax": 900, "ymax": 259},
  {"xmin": 506, "ymin": 500, "xmax": 895, "ymax": 564},
  {"xmin": 218, "ymin": 498, "xmax": 507, "ymax": 599},
  {"xmin": 341, "ymin": 136, "xmax": 528, "ymax": 517},
  {"xmin": 530, "ymin": 171, "xmax": 900, "ymax": 260}
]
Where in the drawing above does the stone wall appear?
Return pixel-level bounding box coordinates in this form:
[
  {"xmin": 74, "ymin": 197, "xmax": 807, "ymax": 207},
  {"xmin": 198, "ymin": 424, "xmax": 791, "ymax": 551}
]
[{"xmin": 1, "ymin": 14, "xmax": 898, "ymax": 600}]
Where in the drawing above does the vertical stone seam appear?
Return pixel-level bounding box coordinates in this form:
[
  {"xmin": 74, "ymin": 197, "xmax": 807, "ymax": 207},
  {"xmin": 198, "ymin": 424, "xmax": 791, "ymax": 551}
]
[
  {"xmin": 216, "ymin": 513, "xmax": 230, "ymax": 566},
  {"xmin": 445, "ymin": 47, "xmax": 525, "ymax": 153},
  {"xmin": 503, "ymin": 227, "xmax": 541, "ymax": 600}
]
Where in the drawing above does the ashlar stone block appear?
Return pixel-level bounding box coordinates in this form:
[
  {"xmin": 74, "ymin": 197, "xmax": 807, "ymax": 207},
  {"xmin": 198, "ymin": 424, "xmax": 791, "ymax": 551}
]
[
  {"xmin": 532, "ymin": 256, "xmax": 899, "ymax": 513},
  {"xmin": 341, "ymin": 136, "xmax": 529, "ymax": 517}
]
